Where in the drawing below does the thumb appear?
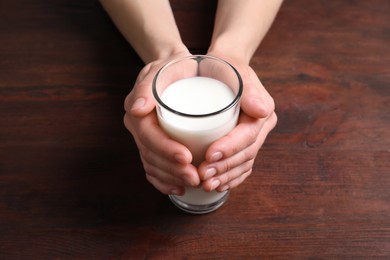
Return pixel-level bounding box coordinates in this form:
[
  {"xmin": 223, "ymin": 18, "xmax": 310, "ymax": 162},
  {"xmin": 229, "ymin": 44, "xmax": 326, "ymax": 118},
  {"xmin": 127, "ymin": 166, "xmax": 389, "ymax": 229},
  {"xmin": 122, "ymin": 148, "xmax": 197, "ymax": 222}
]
[
  {"xmin": 125, "ymin": 65, "xmax": 157, "ymax": 117},
  {"xmin": 126, "ymin": 82, "xmax": 156, "ymax": 117},
  {"xmin": 240, "ymin": 77, "xmax": 274, "ymax": 119}
]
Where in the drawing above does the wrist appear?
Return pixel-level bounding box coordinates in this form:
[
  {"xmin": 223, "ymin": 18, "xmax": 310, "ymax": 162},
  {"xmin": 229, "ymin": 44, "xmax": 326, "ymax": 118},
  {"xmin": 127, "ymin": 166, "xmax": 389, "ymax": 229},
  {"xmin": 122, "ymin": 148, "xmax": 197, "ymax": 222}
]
[
  {"xmin": 207, "ymin": 35, "xmax": 254, "ymax": 65},
  {"xmin": 151, "ymin": 42, "xmax": 190, "ymax": 63}
]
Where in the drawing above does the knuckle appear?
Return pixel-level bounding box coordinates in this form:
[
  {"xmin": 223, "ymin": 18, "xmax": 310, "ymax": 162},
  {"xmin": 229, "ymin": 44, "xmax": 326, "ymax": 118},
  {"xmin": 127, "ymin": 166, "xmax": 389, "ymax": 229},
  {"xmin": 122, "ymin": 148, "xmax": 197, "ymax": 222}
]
[
  {"xmin": 219, "ymin": 159, "xmax": 233, "ymax": 174},
  {"xmin": 245, "ymin": 141, "xmax": 260, "ymax": 159},
  {"xmin": 145, "ymin": 175, "xmax": 171, "ymax": 195},
  {"xmin": 145, "ymin": 172, "xmax": 158, "ymax": 186},
  {"xmin": 271, "ymin": 112, "xmax": 278, "ymax": 127},
  {"xmin": 247, "ymin": 125, "xmax": 260, "ymax": 145},
  {"xmin": 139, "ymin": 149, "xmax": 153, "ymax": 165},
  {"xmin": 123, "ymin": 114, "xmax": 134, "ymax": 131},
  {"xmin": 123, "ymin": 114, "xmax": 129, "ymax": 129},
  {"xmin": 166, "ymin": 164, "xmax": 178, "ymax": 178},
  {"xmin": 218, "ymin": 172, "xmax": 230, "ymax": 184},
  {"xmin": 244, "ymin": 159, "xmax": 255, "ymax": 172},
  {"xmin": 124, "ymin": 94, "xmax": 132, "ymax": 112},
  {"xmin": 137, "ymin": 125, "xmax": 149, "ymax": 144},
  {"xmin": 224, "ymin": 134, "xmax": 240, "ymax": 155},
  {"xmin": 267, "ymin": 95, "xmax": 276, "ymax": 113},
  {"xmin": 142, "ymin": 162, "xmax": 154, "ymax": 176}
]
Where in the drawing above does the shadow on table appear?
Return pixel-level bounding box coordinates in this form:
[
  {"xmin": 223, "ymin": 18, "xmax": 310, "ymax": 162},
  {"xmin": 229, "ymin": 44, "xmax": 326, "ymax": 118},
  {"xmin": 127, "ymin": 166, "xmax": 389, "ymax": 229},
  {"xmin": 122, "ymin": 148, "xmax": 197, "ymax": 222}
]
[{"xmin": 37, "ymin": 1, "xmax": 186, "ymax": 227}]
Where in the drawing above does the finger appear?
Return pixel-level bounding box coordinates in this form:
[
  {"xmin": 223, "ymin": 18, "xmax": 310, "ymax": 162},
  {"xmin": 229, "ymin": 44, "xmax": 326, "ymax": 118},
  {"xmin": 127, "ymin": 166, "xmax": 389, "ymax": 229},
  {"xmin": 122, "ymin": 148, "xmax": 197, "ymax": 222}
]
[
  {"xmin": 141, "ymin": 157, "xmax": 187, "ymax": 187},
  {"xmin": 200, "ymin": 139, "xmax": 257, "ymax": 182},
  {"xmin": 145, "ymin": 174, "xmax": 185, "ymax": 196},
  {"xmin": 124, "ymin": 112, "xmax": 193, "ymax": 165},
  {"xmin": 217, "ymin": 169, "xmax": 253, "ymax": 192},
  {"xmin": 202, "ymin": 112, "xmax": 277, "ymax": 191},
  {"xmin": 205, "ymin": 112, "xmax": 265, "ymax": 163},
  {"xmin": 128, "ymin": 55, "xmax": 198, "ymax": 117},
  {"xmin": 124, "ymin": 112, "xmax": 200, "ymax": 187},
  {"xmin": 124, "ymin": 62, "xmax": 161, "ymax": 117},
  {"xmin": 240, "ymin": 68, "xmax": 275, "ymax": 119},
  {"xmin": 140, "ymin": 148, "xmax": 199, "ymax": 187},
  {"xmin": 124, "ymin": 82, "xmax": 156, "ymax": 117},
  {"xmin": 202, "ymin": 159, "xmax": 253, "ymax": 192}
]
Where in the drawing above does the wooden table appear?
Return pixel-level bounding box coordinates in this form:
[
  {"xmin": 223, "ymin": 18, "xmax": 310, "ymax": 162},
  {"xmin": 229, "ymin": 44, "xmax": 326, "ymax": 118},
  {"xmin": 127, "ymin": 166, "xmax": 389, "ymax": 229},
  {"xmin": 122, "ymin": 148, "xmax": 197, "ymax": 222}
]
[{"xmin": 1, "ymin": 0, "xmax": 389, "ymax": 258}]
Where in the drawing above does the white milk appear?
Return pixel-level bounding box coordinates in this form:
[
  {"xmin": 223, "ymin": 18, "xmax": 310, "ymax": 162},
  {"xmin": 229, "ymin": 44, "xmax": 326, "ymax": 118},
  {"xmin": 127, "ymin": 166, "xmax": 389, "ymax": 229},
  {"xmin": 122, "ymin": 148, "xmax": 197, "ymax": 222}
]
[{"xmin": 157, "ymin": 76, "xmax": 240, "ymax": 205}]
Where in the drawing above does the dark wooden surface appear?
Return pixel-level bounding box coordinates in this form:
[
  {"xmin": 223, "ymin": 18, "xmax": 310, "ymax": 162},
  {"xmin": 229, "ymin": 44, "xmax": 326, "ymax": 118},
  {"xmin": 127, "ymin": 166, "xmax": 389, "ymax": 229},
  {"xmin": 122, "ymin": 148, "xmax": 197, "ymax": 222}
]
[{"xmin": 1, "ymin": 0, "xmax": 389, "ymax": 258}]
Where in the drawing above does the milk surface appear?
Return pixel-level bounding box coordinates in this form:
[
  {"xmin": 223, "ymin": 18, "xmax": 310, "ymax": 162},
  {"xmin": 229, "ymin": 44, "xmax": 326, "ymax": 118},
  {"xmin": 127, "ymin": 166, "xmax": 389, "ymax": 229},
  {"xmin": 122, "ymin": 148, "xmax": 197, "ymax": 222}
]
[{"xmin": 158, "ymin": 76, "xmax": 240, "ymax": 205}]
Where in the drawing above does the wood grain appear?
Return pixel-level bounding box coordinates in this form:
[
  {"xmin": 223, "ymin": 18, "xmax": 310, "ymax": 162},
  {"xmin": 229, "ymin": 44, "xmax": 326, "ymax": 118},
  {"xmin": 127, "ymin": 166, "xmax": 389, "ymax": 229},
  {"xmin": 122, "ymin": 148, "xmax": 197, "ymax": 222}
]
[{"xmin": 0, "ymin": 0, "xmax": 389, "ymax": 258}]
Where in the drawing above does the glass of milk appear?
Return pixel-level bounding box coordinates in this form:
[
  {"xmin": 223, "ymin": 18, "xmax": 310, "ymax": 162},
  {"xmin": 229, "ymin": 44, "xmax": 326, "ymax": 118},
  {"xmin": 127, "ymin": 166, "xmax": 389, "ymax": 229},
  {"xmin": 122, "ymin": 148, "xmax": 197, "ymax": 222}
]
[{"xmin": 152, "ymin": 55, "xmax": 243, "ymax": 214}]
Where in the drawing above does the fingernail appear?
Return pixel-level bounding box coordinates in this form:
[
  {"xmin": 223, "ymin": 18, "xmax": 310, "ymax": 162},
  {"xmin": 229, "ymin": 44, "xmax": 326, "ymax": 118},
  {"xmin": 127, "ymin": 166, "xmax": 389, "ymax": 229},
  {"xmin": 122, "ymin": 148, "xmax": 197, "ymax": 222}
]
[
  {"xmin": 251, "ymin": 97, "xmax": 268, "ymax": 117},
  {"xmin": 174, "ymin": 154, "xmax": 188, "ymax": 164},
  {"xmin": 184, "ymin": 175, "xmax": 197, "ymax": 187},
  {"xmin": 204, "ymin": 168, "xmax": 216, "ymax": 179},
  {"xmin": 251, "ymin": 97, "xmax": 263, "ymax": 106},
  {"xmin": 210, "ymin": 152, "xmax": 223, "ymax": 162},
  {"xmin": 131, "ymin": 97, "xmax": 146, "ymax": 111},
  {"xmin": 210, "ymin": 179, "xmax": 221, "ymax": 190},
  {"xmin": 171, "ymin": 189, "xmax": 182, "ymax": 196},
  {"xmin": 219, "ymin": 185, "xmax": 229, "ymax": 192},
  {"xmin": 182, "ymin": 173, "xmax": 199, "ymax": 187}
]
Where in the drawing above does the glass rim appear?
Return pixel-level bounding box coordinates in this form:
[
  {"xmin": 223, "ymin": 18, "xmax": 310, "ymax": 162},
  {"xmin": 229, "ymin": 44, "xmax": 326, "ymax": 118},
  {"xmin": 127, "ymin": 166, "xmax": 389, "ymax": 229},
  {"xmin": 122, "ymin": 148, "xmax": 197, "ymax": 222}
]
[{"xmin": 152, "ymin": 55, "xmax": 243, "ymax": 118}]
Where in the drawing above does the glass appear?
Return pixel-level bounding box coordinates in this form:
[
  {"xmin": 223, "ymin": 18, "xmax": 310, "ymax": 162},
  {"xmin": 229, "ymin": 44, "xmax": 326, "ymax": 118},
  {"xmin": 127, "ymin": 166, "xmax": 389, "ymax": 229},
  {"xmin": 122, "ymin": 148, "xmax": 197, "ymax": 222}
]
[{"xmin": 153, "ymin": 55, "xmax": 243, "ymax": 214}]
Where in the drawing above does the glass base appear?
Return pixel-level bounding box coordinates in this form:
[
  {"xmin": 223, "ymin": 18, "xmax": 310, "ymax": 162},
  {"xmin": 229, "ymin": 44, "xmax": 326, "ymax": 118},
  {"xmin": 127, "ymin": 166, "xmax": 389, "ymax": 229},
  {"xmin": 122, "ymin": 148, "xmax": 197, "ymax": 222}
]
[{"xmin": 169, "ymin": 190, "xmax": 229, "ymax": 214}]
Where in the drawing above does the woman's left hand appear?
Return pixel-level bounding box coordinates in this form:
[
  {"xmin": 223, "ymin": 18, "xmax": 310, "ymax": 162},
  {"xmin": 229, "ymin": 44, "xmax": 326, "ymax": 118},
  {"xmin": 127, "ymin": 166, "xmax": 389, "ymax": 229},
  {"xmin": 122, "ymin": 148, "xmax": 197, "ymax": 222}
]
[{"xmin": 198, "ymin": 54, "xmax": 278, "ymax": 192}]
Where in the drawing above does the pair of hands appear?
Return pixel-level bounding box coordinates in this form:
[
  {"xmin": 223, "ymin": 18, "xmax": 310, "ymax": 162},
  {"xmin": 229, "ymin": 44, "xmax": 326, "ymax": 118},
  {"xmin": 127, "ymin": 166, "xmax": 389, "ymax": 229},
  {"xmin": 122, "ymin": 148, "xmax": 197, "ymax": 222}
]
[{"xmin": 124, "ymin": 50, "xmax": 277, "ymax": 196}]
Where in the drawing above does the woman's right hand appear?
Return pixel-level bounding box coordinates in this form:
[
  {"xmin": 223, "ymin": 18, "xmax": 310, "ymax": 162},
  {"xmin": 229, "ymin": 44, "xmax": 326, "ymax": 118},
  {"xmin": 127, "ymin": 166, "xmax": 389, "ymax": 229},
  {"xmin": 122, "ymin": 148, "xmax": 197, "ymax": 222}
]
[{"xmin": 123, "ymin": 50, "xmax": 201, "ymax": 196}]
